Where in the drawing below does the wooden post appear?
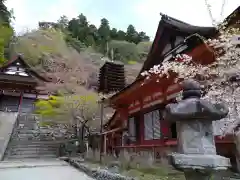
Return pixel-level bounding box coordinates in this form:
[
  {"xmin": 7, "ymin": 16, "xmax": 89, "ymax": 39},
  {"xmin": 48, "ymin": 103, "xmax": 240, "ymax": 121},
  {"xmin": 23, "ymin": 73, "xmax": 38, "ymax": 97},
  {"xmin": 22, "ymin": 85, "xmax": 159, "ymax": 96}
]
[
  {"xmin": 103, "ymin": 134, "xmax": 107, "ymax": 155},
  {"xmin": 99, "ymin": 97, "xmax": 105, "ymax": 163}
]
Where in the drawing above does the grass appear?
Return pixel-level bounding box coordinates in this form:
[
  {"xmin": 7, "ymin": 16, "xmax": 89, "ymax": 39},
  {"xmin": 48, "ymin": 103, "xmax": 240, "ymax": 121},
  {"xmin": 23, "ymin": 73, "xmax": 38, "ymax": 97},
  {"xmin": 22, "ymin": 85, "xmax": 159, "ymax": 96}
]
[
  {"xmin": 84, "ymin": 158, "xmax": 185, "ymax": 180},
  {"xmin": 122, "ymin": 166, "xmax": 185, "ymax": 180},
  {"xmin": 122, "ymin": 168, "xmax": 185, "ymax": 180}
]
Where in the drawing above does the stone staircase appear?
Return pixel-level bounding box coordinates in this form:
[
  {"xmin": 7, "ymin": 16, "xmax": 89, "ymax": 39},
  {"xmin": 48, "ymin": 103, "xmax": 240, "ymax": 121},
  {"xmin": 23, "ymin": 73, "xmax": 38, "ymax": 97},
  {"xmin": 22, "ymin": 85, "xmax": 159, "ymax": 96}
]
[{"xmin": 3, "ymin": 114, "xmax": 63, "ymax": 160}]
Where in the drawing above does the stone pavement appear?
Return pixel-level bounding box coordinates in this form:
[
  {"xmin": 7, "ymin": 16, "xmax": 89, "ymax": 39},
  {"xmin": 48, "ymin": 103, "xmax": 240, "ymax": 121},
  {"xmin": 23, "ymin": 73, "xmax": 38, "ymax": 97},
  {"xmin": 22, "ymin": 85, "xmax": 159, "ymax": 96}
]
[{"xmin": 0, "ymin": 159, "xmax": 93, "ymax": 180}]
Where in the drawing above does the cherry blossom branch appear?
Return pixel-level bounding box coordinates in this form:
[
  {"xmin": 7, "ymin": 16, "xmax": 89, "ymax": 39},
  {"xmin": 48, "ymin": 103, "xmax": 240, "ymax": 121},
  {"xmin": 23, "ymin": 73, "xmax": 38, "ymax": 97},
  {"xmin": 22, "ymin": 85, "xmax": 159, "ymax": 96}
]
[{"xmin": 141, "ymin": 26, "xmax": 240, "ymax": 135}]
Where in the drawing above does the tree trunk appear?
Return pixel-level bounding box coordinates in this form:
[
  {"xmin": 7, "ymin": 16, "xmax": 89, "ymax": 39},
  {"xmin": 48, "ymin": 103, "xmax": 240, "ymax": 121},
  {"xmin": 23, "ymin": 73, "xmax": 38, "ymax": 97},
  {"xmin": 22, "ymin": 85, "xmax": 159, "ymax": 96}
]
[{"xmin": 234, "ymin": 131, "xmax": 240, "ymax": 172}]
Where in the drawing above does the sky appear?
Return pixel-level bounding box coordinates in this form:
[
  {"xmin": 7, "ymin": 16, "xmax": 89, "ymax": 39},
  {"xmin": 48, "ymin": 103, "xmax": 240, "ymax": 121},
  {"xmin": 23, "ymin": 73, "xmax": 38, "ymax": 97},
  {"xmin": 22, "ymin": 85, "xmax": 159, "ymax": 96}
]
[{"xmin": 6, "ymin": 0, "xmax": 239, "ymax": 39}]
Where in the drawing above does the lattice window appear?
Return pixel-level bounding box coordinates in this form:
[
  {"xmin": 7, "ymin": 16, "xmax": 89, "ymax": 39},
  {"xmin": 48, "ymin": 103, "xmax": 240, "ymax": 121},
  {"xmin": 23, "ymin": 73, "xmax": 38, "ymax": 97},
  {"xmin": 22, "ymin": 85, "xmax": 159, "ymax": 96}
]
[
  {"xmin": 128, "ymin": 117, "xmax": 136, "ymax": 142},
  {"xmin": 144, "ymin": 110, "xmax": 161, "ymax": 140}
]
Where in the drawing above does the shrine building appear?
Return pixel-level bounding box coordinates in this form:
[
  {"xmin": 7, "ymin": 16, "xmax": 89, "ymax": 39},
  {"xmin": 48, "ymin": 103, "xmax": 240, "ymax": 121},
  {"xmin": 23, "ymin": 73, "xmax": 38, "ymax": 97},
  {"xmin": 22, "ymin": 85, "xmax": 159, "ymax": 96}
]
[
  {"xmin": 0, "ymin": 55, "xmax": 49, "ymax": 114},
  {"xmin": 102, "ymin": 7, "xmax": 239, "ymax": 169}
]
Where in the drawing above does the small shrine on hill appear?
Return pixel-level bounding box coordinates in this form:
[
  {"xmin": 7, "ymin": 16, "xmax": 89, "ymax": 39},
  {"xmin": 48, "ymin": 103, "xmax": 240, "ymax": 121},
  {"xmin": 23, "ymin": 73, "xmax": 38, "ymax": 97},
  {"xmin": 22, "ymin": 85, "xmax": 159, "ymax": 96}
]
[{"xmin": 0, "ymin": 55, "xmax": 49, "ymax": 113}]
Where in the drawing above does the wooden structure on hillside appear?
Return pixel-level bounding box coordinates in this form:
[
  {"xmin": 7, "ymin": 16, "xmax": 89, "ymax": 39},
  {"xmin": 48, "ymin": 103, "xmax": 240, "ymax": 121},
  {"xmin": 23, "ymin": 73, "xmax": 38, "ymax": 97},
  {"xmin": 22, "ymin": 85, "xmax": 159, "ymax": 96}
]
[
  {"xmin": 0, "ymin": 55, "xmax": 49, "ymax": 113},
  {"xmin": 98, "ymin": 61, "xmax": 126, "ymax": 94},
  {"xmin": 102, "ymin": 9, "xmax": 239, "ymax": 169}
]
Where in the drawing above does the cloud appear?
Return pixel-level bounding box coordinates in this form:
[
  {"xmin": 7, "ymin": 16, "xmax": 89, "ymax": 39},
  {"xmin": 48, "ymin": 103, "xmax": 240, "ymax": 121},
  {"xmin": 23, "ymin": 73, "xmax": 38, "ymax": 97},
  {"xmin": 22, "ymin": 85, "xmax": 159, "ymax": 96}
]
[
  {"xmin": 6, "ymin": 0, "xmax": 84, "ymax": 33},
  {"xmin": 5, "ymin": 0, "xmax": 239, "ymax": 38},
  {"xmin": 133, "ymin": 0, "xmax": 239, "ymax": 38}
]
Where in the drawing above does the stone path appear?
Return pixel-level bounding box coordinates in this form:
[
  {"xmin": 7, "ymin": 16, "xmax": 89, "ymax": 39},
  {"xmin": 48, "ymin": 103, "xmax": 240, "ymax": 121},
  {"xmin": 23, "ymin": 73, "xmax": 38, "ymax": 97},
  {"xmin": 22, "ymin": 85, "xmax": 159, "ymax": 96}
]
[{"xmin": 0, "ymin": 159, "xmax": 93, "ymax": 180}]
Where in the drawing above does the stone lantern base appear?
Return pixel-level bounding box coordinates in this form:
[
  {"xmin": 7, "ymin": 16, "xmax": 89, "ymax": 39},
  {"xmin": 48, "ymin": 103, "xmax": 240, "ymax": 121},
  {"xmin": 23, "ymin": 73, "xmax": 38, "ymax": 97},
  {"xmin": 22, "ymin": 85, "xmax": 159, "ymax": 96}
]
[
  {"xmin": 170, "ymin": 153, "xmax": 231, "ymax": 170},
  {"xmin": 169, "ymin": 153, "xmax": 231, "ymax": 180}
]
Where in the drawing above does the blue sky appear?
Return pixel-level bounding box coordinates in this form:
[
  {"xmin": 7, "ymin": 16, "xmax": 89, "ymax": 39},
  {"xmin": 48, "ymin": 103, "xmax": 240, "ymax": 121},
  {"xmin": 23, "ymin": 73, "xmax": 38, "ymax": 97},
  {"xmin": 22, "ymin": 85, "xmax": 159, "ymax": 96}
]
[{"xmin": 6, "ymin": 0, "xmax": 239, "ymax": 39}]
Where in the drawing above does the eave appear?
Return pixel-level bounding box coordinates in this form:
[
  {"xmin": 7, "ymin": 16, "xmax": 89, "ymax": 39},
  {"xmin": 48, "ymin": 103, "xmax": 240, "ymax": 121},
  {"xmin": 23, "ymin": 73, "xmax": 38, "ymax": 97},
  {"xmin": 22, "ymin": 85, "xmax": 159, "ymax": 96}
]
[
  {"xmin": 0, "ymin": 55, "xmax": 51, "ymax": 82},
  {"xmin": 106, "ymin": 34, "xmax": 216, "ymax": 109}
]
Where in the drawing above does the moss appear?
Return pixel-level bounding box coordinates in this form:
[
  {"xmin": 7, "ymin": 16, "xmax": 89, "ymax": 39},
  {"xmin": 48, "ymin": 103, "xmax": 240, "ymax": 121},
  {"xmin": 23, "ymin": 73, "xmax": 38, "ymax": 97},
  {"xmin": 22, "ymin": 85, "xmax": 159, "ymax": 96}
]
[{"xmin": 127, "ymin": 60, "xmax": 137, "ymax": 65}]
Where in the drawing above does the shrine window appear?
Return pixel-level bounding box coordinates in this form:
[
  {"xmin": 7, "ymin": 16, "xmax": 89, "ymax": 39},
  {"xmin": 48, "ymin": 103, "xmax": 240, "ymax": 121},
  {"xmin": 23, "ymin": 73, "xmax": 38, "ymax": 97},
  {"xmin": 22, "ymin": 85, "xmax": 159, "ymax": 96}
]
[
  {"xmin": 144, "ymin": 110, "xmax": 161, "ymax": 140},
  {"xmin": 128, "ymin": 117, "xmax": 136, "ymax": 142},
  {"xmin": 175, "ymin": 36, "xmax": 185, "ymax": 46},
  {"xmin": 161, "ymin": 43, "xmax": 172, "ymax": 56},
  {"xmin": 4, "ymin": 66, "xmax": 29, "ymax": 76}
]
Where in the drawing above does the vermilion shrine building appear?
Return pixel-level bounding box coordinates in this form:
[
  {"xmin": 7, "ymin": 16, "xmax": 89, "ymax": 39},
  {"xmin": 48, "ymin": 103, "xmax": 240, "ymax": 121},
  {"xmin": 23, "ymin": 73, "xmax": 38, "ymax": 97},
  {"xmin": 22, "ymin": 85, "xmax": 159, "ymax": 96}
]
[
  {"xmin": 103, "ymin": 8, "xmax": 239, "ymax": 168},
  {"xmin": 0, "ymin": 55, "xmax": 49, "ymax": 113}
]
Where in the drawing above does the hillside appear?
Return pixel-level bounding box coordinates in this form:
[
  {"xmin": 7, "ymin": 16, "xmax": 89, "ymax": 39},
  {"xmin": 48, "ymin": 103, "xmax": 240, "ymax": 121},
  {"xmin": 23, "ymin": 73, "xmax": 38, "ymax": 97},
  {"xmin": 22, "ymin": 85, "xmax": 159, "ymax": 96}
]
[
  {"xmin": 11, "ymin": 29, "xmax": 147, "ymax": 129},
  {"xmin": 13, "ymin": 29, "xmax": 143, "ymax": 85}
]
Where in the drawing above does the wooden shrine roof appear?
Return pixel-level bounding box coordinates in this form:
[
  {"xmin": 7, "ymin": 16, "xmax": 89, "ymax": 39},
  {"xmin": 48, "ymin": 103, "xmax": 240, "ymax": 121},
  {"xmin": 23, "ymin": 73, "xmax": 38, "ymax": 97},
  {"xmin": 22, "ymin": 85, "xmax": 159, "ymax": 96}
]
[
  {"xmin": 137, "ymin": 14, "xmax": 217, "ymax": 76},
  {"xmin": 105, "ymin": 6, "xmax": 239, "ymax": 106},
  {"xmin": 105, "ymin": 33, "xmax": 215, "ymax": 107},
  {"xmin": 0, "ymin": 55, "xmax": 50, "ymax": 83},
  {"xmin": 223, "ymin": 6, "xmax": 239, "ymax": 28}
]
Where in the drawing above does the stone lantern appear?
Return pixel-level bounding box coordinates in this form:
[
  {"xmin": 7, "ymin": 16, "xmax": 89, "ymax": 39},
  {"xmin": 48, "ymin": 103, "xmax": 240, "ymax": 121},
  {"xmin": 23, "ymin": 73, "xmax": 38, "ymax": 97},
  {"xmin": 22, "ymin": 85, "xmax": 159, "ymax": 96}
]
[{"xmin": 164, "ymin": 79, "xmax": 231, "ymax": 180}]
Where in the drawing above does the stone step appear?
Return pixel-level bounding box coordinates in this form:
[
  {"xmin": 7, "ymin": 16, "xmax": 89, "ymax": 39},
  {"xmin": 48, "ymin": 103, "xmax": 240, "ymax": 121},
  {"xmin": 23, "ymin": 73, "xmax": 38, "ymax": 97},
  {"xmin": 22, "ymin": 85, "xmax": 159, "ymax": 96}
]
[
  {"xmin": 8, "ymin": 143, "xmax": 61, "ymax": 148},
  {"xmin": 6, "ymin": 151, "xmax": 57, "ymax": 157},
  {"xmin": 6, "ymin": 150, "xmax": 57, "ymax": 156},
  {"xmin": 8, "ymin": 146, "xmax": 58, "ymax": 152},
  {"xmin": 12, "ymin": 135, "xmax": 53, "ymax": 138},
  {"xmin": 8, "ymin": 140, "xmax": 65, "ymax": 145},
  {"xmin": 4, "ymin": 154, "xmax": 57, "ymax": 160},
  {"xmin": 14, "ymin": 131, "xmax": 54, "ymax": 134},
  {"xmin": 17, "ymin": 121, "xmax": 37, "ymax": 124},
  {"xmin": 15, "ymin": 127, "xmax": 39, "ymax": 130},
  {"xmin": 17, "ymin": 122, "xmax": 38, "ymax": 125},
  {"xmin": 4, "ymin": 114, "xmax": 69, "ymax": 160}
]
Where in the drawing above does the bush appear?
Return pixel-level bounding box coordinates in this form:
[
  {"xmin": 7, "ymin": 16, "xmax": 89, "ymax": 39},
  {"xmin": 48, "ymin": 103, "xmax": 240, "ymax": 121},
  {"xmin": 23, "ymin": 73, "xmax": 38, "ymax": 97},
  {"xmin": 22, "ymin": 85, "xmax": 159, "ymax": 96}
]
[
  {"xmin": 127, "ymin": 60, "xmax": 137, "ymax": 65},
  {"xmin": 108, "ymin": 40, "xmax": 139, "ymax": 63},
  {"xmin": 65, "ymin": 35, "xmax": 86, "ymax": 52}
]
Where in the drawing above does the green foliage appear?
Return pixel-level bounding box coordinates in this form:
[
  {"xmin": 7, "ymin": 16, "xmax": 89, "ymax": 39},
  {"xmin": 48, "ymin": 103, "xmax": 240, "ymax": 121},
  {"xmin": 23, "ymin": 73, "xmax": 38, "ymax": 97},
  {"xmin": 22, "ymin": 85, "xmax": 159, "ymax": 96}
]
[
  {"xmin": 0, "ymin": 0, "xmax": 14, "ymax": 64},
  {"xmin": 136, "ymin": 41, "xmax": 152, "ymax": 61},
  {"xmin": 127, "ymin": 60, "xmax": 137, "ymax": 65},
  {"xmin": 0, "ymin": 0, "xmax": 13, "ymax": 25},
  {"xmin": 109, "ymin": 40, "xmax": 139, "ymax": 62},
  {"xmin": 14, "ymin": 12, "xmax": 151, "ymax": 65},
  {"xmin": 35, "ymin": 95, "xmax": 61, "ymax": 117},
  {"xmin": 65, "ymin": 34, "xmax": 86, "ymax": 52},
  {"xmin": 57, "ymin": 15, "xmax": 69, "ymax": 31},
  {"xmin": 53, "ymin": 13, "xmax": 150, "ymax": 62},
  {"xmin": 35, "ymin": 93, "xmax": 99, "ymax": 124},
  {"xmin": 126, "ymin": 24, "xmax": 138, "ymax": 44}
]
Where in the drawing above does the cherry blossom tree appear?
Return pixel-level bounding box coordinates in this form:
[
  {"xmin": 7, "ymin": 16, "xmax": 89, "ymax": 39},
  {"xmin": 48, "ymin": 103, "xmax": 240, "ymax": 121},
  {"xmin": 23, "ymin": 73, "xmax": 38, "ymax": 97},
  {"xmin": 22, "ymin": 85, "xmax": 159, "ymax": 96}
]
[
  {"xmin": 142, "ymin": 24, "xmax": 240, "ymax": 133},
  {"xmin": 35, "ymin": 53, "xmax": 101, "ymax": 140},
  {"xmin": 141, "ymin": 18, "xmax": 240, "ymax": 169}
]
